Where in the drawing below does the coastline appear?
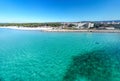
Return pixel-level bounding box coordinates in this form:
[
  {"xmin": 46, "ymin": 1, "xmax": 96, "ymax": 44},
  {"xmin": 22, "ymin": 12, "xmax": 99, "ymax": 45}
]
[
  {"xmin": 44, "ymin": 29, "xmax": 120, "ymax": 33},
  {"xmin": 0, "ymin": 26, "xmax": 53, "ymax": 31},
  {"xmin": 0, "ymin": 26, "xmax": 120, "ymax": 33}
]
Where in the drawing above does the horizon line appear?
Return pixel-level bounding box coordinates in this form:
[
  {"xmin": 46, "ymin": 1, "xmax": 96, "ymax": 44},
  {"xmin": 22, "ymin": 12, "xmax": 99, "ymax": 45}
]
[{"xmin": 0, "ymin": 19, "xmax": 120, "ymax": 23}]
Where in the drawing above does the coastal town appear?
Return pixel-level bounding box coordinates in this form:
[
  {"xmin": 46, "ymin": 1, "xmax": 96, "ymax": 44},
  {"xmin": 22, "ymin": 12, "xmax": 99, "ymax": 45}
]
[
  {"xmin": 0, "ymin": 20, "xmax": 120, "ymax": 32},
  {"xmin": 61, "ymin": 21, "xmax": 120, "ymax": 30}
]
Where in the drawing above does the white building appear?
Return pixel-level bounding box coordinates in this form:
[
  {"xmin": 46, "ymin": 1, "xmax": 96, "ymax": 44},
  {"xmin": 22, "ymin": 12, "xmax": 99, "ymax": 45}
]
[
  {"xmin": 88, "ymin": 23, "xmax": 94, "ymax": 28},
  {"xmin": 105, "ymin": 27, "xmax": 115, "ymax": 30},
  {"xmin": 76, "ymin": 22, "xmax": 86, "ymax": 29}
]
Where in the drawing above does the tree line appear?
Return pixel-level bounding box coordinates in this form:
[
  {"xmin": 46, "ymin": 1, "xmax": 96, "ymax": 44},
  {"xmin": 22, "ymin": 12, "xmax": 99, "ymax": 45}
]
[{"xmin": 0, "ymin": 23, "xmax": 63, "ymax": 27}]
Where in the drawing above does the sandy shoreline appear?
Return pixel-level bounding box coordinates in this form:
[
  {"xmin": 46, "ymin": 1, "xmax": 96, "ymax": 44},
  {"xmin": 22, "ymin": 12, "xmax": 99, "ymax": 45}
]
[
  {"xmin": 44, "ymin": 29, "xmax": 120, "ymax": 33},
  {"xmin": 0, "ymin": 26, "xmax": 53, "ymax": 31},
  {"xmin": 0, "ymin": 26, "xmax": 120, "ymax": 33}
]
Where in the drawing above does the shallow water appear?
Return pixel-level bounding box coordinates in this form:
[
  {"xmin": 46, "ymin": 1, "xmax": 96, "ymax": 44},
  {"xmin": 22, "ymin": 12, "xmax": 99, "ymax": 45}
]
[{"xmin": 0, "ymin": 28, "xmax": 120, "ymax": 81}]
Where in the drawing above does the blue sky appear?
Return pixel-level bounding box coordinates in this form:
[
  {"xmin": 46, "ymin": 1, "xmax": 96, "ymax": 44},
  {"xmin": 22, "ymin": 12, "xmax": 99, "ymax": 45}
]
[{"xmin": 0, "ymin": 0, "xmax": 120, "ymax": 22}]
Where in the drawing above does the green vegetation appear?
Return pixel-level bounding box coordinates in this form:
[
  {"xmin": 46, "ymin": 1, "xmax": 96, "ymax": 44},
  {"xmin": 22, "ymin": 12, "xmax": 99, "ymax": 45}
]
[
  {"xmin": 0, "ymin": 23, "xmax": 63, "ymax": 27},
  {"xmin": 68, "ymin": 24, "xmax": 76, "ymax": 27}
]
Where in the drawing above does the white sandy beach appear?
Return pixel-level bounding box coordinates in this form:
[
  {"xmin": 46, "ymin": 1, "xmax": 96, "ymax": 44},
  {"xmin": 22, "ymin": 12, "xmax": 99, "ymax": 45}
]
[
  {"xmin": 0, "ymin": 26, "xmax": 53, "ymax": 31},
  {"xmin": 1, "ymin": 26, "xmax": 120, "ymax": 32}
]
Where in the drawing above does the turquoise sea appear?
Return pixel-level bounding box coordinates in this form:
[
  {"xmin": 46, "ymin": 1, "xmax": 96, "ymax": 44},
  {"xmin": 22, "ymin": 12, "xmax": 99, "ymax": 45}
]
[{"xmin": 0, "ymin": 28, "xmax": 120, "ymax": 81}]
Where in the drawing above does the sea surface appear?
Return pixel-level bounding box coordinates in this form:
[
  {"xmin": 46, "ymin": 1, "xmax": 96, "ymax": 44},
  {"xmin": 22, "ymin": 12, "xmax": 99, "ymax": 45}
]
[{"xmin": 0, "ymin": 28, "xmax": 120, "ymax": 81}]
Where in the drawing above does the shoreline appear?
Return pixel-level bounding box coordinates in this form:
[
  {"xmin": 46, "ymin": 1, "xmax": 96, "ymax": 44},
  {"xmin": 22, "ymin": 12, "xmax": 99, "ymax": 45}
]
[
  {"xmin": 0, "ymin": 26, "xmax": 120, "ymax": 33},
  {"xmin": 0, "ymin": 26, "xmax": 53, "ymax": 31},
  {"xmin": 44, "ymin": 29, "xmax": 120, "ymax": 33}
]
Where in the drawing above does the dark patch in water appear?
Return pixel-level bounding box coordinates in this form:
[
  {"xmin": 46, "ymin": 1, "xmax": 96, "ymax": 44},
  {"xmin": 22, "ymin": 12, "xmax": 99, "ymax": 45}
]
[
  {"xmin": 63, "ymin": 50, "xmax": 119, "ymax": 81},
  {"xmin": 0, "ymin": 77, "xmax": 4, "ymax": 81},
  {"xmin": 10, "ymin": 76, "xmax": 23, "ymax": 81},
  {"xmin": 95, "ymin": 42, "xmax": 99, "ymax": 44}
]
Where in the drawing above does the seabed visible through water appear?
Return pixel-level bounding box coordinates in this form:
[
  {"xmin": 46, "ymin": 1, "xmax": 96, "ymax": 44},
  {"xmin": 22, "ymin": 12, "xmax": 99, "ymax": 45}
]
[{"xmin": 0, "ymin": 28, "xmax": 120, "ymax": 81}]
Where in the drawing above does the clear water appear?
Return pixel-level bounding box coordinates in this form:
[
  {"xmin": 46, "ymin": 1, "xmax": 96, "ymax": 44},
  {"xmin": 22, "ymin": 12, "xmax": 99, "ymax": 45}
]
[{"xmin": 0, "ymin": 28, "xmax": 120, "ymax": 81}]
